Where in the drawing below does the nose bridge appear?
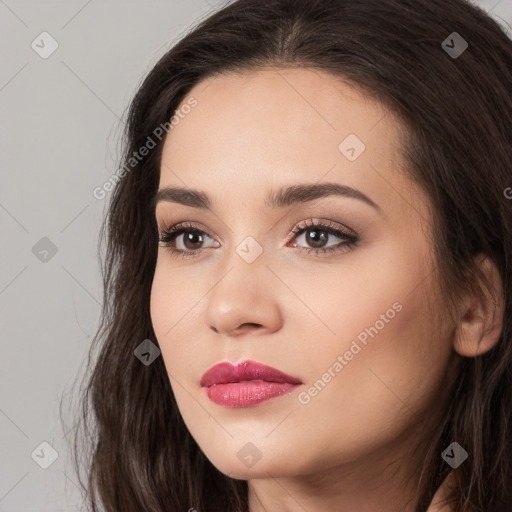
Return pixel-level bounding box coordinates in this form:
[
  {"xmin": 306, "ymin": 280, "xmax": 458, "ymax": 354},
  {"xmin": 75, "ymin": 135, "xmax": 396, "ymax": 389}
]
[
  {"xmin": 218, "ymin": 211, "xmax": 269, "ymax": 274},
  {"xmin": 203, "ymin": 233, "xmax": 281, "ymax": 336},
  {"xmin": 211, "ymin": 233, "xmax": 267, "ymax": 304}
]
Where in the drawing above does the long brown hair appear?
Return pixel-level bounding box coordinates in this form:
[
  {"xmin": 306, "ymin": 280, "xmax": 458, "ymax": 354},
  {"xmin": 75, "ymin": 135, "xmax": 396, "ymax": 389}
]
[{"xmin": 64, "ymin": 0, "xmax": 512, "ymax": 510}]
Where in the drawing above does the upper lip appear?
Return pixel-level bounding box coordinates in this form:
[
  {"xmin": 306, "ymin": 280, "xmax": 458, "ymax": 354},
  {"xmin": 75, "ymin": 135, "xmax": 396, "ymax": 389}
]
[{"xmin": 200, "ymin": 360, "xmax": 302, "ymax": 387}]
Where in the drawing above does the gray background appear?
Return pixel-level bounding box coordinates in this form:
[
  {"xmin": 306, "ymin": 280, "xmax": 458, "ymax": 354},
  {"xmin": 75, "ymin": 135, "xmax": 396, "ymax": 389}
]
[{"xmin": 1, "ymin": 0, "xmax": 510, "ymax": 510}]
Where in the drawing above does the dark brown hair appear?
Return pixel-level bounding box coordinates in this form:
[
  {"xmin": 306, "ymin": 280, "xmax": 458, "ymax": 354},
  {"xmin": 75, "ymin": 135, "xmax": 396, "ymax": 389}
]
[{"xmin": 64, "ymin": 0, "xmax": 512, "ymax": 510}]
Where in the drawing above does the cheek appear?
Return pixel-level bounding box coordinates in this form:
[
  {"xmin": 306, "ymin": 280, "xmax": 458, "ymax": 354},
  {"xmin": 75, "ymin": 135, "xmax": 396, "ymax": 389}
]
[
  {"xmin": 271, "ymin": 246, "xmax": 416, "ymax": 364},
  {"xmin": 149, "ymin": 262, "xmax": 189, "ymax": 368},
  {"xmin": 294, "ymin": 267, "xmax": 451, "ymax": 453},
  {"xmin": 288, "ymin": 245, "xmax": 451, "ymax": 432},
  {"xmin": 149, "ymin": 259, "xmax": 210, "ymax": 381},
  {"xmin": 149, "ymin": 265, "xmax": 171, "ymax": 346},
  {"xmin": 150, "ymin": 257, "xmax": 200, "ymax": 336}
]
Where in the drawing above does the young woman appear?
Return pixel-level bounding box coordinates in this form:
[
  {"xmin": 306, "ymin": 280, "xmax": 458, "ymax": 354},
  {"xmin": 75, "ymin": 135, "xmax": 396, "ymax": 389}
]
[{"xmin": 68, "ymin": 0, "xmax": 512, "ymax": 510}]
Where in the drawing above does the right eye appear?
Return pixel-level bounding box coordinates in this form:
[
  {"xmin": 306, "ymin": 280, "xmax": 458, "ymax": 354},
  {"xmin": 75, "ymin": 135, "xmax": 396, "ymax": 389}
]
[{"xmin": 158, "ymin": 221, "xmax": 219, "ymax": 258}]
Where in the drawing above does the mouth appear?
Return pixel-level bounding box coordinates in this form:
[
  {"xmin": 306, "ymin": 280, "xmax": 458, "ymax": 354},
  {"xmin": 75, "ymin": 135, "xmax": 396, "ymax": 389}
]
[{"xmin": 200, "ymin": 360, "xmax": 302, "ymax": 408}]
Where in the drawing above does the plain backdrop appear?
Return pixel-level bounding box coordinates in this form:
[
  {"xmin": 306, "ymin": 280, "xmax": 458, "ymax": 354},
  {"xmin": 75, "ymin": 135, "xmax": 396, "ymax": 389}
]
[{"xmin": 1, "ymin": 0, "xmax": 511, "ymax": 510}]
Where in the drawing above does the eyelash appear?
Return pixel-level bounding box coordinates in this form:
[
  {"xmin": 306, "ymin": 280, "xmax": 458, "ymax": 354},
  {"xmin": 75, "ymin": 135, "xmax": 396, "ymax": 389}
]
[{"xmin": 157, "ymin": 218, "xmax": 358, "ymax": 259}]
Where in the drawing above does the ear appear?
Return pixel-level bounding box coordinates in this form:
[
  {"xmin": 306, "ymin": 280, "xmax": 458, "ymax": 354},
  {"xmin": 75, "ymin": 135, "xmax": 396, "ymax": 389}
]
[
  {"xmin": 453, "ymin": 255, "xmax": 504, "ymax": 357},
  {"xmin": 426, "ymin": 470, "xmax": 456, "ymax": 512}
]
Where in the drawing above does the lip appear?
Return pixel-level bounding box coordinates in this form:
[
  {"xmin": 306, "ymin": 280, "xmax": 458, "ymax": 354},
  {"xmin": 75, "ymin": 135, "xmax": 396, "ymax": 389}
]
[{"xmin": 200, "ymin": 360, "xmax": 302, "ymax": 408}]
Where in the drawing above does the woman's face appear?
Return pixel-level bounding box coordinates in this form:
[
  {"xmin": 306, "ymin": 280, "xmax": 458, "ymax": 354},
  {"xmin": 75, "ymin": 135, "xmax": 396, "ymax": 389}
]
[{"xmin": 150, "ymin": 68, "xmax": 455, "ymax": 483}]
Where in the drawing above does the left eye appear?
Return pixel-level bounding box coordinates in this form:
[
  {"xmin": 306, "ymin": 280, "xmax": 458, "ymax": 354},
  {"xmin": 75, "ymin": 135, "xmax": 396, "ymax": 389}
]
[{"xmin": 291, "ymin": 227, "xmax": 347, "ymax": 250}]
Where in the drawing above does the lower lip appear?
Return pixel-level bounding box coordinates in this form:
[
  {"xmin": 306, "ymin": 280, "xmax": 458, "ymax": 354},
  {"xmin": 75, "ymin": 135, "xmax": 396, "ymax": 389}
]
[{"xmin": 204, "ymin": 381, "xmax": 300, "ymax": 408}]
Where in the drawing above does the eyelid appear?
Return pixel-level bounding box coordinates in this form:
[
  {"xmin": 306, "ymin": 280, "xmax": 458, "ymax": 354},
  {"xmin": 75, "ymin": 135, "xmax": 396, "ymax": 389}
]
[{"xmin": 158, "ymin": 221, "xmax": 219, "ymax": 245}]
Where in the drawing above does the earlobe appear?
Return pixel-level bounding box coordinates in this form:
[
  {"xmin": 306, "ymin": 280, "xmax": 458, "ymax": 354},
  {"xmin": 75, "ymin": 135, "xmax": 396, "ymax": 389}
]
[{"xmin": 453, "ymin": 255, "xmax": 504, "ymax": 358}]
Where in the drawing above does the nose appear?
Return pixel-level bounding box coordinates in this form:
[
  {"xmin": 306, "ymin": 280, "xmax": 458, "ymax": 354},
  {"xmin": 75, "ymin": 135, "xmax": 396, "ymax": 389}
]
[{"xmin": 204, "ymin": 251, "xmax": 283, "ymax": 338}]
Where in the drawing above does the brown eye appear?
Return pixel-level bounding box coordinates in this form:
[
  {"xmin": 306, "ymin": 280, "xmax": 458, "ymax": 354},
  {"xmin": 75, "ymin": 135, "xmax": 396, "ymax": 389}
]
[
  {"xmin": 304, "ymin": 229, "xmax": 329, "ymax": 248},
  {"xmin": 180, "ymin": 231, "xmax": 205, "ymax": 250},
  {"xmin": 288, "ymin": 218, "xmax": 358, "ymax": 256},
  {"xmin": 158, "ymin": 222, "xmax": 219, "ymax": 257}
]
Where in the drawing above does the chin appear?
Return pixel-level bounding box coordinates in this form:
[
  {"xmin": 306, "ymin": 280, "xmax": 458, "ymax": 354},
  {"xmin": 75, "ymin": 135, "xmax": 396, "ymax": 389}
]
[{"xmin": 205, "ymin": 452, "xmax": 292, "ymax": 480}]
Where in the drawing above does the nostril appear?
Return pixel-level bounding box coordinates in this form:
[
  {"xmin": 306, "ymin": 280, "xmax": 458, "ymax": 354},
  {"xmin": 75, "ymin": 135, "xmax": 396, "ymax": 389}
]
[{"xmin": 241, "ymin": 323, "xmax": 261, "ymax": 329}]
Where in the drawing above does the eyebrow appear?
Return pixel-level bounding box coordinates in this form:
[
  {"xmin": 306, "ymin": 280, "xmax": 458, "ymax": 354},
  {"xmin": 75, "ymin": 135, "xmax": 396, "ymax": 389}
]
[{"xmin": 152, "ymin": 182, "xmax": 382, "ymax": 214}]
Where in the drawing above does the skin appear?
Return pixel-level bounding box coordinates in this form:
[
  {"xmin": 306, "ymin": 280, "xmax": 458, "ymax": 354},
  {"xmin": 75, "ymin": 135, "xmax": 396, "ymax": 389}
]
[{"xmin": 149, "ymin": 68, "xmax": 504, "ymax": 511}]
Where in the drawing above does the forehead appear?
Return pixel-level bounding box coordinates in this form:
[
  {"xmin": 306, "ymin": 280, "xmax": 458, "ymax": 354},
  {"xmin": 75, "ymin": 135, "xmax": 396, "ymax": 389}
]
[
  {"xmin": 162, "ymin": 67, "xmax": 397, "ymax": 161},
  {"xmin": 158, "ymin": 67, "xmax": 429, "ymax": 223}
]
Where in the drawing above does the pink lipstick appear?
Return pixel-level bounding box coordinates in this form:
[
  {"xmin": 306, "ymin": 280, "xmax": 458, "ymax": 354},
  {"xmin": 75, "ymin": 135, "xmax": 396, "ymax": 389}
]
[{"xmin": 200, "ymin": 360, "xmax": 302, "ymax": 408}]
